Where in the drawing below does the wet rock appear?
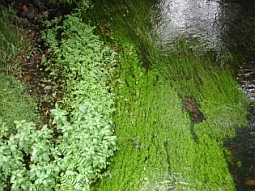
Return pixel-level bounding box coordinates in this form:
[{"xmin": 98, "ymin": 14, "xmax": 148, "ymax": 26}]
[
  {"xmin": 26, "ymin": 7, "xmax": 39, "ymax": 21},
  {"xmin": 26, "ymin": 12, "xmax": 36, "ymax": 20},
  {"xmin": 22, "ymin": 5, "xmax": 28, "ymax": 12},
  {"xmin": 47, "ymin": 0, "xmax": 57, "ymax": 9},
  {"xmin": 33, "ymin": 0, "xmax": 41, "ymax": 7},
  {"xmin": 38, "ymin": 5, "xmax": 48, "ymax": 12},
  {"xmin": 17, "ymin": 17, "xmax": 30, "ymax": 28},
  {"xmin": 19, "ymin": 11, "xmax": 27, "ymax": 18},
  {"xmin": 182, "ymin": 97, "xmax": 205, "ymax": 124},
  {"xmin": 237, "ymin": 62, "xmax": 255, "ymax": 100}
]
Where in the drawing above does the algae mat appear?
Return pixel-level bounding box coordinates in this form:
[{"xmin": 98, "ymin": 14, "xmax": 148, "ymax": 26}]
[
  {"xmin": 90, "ymin": 43, "xmax": 246, "ymax": 190},
  {"xmin": 86, "ymin": 0, "xmax": 249, "ymax": 190}
]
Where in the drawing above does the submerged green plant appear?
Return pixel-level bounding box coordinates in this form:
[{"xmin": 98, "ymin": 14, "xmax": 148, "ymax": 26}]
[
  {"xmin": 58, "ymin": 0, "xmax": 92, "ymax": 11},
  {"xmin": 83, "ymin": 1, "xmax": 249, "ymax": 190}
]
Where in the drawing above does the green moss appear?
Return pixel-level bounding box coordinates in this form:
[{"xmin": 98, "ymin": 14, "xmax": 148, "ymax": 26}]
[{"xmin": 84, "ymin": 1, "xmax": 249, "ymax": 190}]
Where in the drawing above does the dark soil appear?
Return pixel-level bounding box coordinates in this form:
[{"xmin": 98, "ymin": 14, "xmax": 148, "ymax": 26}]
[{"xmin": 3, "ymin": 0, "xmax": 74, "ymax": 125}]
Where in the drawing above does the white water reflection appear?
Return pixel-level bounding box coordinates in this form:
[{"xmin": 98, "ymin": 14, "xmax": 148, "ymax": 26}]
[{"xmin": 151, "ymin": 0, "xmax": 223, "ymax": 49}]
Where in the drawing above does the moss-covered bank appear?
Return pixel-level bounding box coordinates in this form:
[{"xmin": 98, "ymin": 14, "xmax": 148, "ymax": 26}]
[{"xmin": 84, "ymin": 0, "xmax": 250, "ymax": 190}]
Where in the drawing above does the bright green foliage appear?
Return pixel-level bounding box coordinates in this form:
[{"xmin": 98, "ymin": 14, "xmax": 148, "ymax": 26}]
[
  {"xmin": 0, "ymin": 4, "xmax": 117, "ymax": 190},
  {"xmin": 92, "ymin": 41, "xmax": 241, "ymax": 191},
  {"xmin": 84, "ymin": 1, "xmax": 249, "ymax": 190},
  {"xmin": 42, "ymin": 14, "xmax": 117, "ymax": 190},
  {"xmin": 157, "ymin": 40, "xmax": 249, "ymax": 139},
  {"xmin": 0, "ymin": 5, "xmax": 52, "ymax": 190},
  {"xmin": 0, "ymin": 121, "xmax": 57, "ymax": 191}
]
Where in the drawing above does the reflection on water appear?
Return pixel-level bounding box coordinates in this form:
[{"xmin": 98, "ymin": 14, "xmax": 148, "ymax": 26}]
[
  {"xmin": 150, "ymin": 0, "xmax": 223, "ymax": 49},
  {"xmin": 150, "ymin": 0, "xmax": 255, "ymax": 58}
]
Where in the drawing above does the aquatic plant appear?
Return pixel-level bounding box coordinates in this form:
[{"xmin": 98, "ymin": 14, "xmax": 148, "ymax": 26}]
[{"xmin": 84, "ymin": 0, "xmax": 249, "ymax": 190}]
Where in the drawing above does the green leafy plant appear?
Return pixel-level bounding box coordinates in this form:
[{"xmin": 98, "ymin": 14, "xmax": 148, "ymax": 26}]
[
  {"xmin": 0, "ymin": 3, "xmax": 117, "ymax": 190},
  {"xmin": 42, "ymin": 13, "xmax": 117, "ymax": 190},
  {"xmin": 0, "ymin": 121, "xmax": 58, "ymax": 191}
]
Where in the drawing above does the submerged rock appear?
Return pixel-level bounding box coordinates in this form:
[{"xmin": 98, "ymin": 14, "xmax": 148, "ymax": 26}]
[{"xmin": 182, "ymin": 97, "xmax": 205, "ymax": 124}]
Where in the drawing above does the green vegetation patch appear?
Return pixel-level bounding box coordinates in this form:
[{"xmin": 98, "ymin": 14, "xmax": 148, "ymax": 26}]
[
  {"xmin": 0, "ymin": 5, "xmax": 22, "ymax": 73},
  {"xmin": 0, "ymin": 4, "xmax": 39, "ymax": 132},
  {"xmin": 93, "ymin": 39, "xmax": 246, "ymax": 191},
  {"xmin": 42, "ymin": 13, "xmax": 117, "ymax": 190},
  {"xmin": 0, "ymin": 74, "xmax": 38, "ymax": 130},
  {"xmin": 85, "ymin": 0, "xmax": 250, "ymax": 190},
  {"xmin": 0, "ymin": 2, "xmax": 117, "ymax": 190}
]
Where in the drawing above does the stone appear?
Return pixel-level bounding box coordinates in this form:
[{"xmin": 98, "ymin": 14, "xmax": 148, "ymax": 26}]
[
  {"xmin": 33, "ymin": 0, "xmax": 41, "ymax": 7},
  {"xmin": 38, "ymin": 5, "xmax": 48, "ymax": 12},
  {"xmin": 17, "ymin": 17, "xmax": 30, "ymax": 28},
  {"xmin": 19, "ymin": 11, "xmax": 27, "ymax": 18},
  {"xmin": 26, "ymin": 7, "xmax": 39, "ymax": 21},
  {"xmin": 47, "ymin": 0, "xmax": 57, "ymax": 9},
  {"xmin": 22, "ymin": 5, "xmax": 28, "ymax": 12},
  {"xmin": 26, "ymin": 12, "xmax": 35, "ymax": 20},
  {"xmin": 246, "ymin": 179, "xmax": 255, "ymax": 186}
]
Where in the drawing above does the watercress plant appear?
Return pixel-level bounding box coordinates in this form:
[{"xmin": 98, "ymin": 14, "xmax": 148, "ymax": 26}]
[
  {"xmin": 0, "ymin": 9, "xmax": 117, "ymax": 191},
  {"xmin": 43, "ymin": 13, "xmax": 117, "ymax": 190}
]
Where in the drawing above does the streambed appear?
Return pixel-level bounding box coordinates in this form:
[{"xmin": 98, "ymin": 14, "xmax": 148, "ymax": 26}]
[
  {"xmin": 152, "ymin": 1, "xmax": 255, "ymax": 189},
  {"xmin": 86, "ymin": 0, "xmax": 255, "ymax": 190}
]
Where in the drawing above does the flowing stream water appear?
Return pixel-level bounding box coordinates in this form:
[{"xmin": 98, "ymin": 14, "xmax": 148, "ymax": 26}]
[
  {"xmin": 149, "ymin": 0, "xmax": 255, "ymax": 190},
  {"xmin": 150, "ymin": 0, "xmax": 222, "ymax": 50}
]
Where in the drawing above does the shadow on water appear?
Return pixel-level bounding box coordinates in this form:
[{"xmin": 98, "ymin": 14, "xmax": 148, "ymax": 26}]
[
  {"xmin": 225, "ymin": 62, "xmax": 255, "ymax": 190},
  {"xmin": 222, "ymin": 0, "xmax": 255, "ymax": 190},
  {"xmin": 224, "ymin": 116, "xmax": 255, "ymax": 190}
]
